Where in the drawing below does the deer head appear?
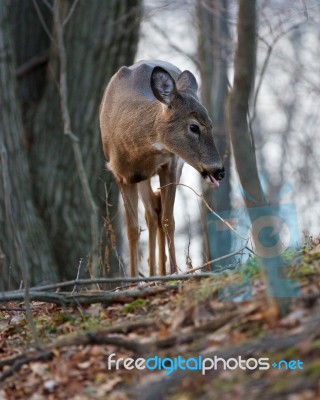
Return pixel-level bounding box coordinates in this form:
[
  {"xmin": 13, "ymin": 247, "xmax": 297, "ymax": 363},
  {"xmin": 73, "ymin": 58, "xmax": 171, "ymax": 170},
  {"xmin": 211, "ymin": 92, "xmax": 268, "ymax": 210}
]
[{"xmin": 150, "ymin": 66, "xmax": 224, "ymax": 186}]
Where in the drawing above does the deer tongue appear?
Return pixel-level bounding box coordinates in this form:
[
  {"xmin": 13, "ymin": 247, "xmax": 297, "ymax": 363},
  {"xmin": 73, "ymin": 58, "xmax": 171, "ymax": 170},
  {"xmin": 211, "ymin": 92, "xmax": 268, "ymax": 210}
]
[{"xmin": 207, "ymin": 174, "xmax": 220, "ymax": 188}]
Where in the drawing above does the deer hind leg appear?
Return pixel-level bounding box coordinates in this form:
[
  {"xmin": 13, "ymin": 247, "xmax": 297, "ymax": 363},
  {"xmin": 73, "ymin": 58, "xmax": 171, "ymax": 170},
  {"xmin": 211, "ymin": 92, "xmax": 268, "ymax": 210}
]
[
  {"xmin": 139, "ymin": 180, "xmax": 163, "ymax": 276},
  {"xmin": 119, "ymin": 182, "xmax": 139, "ymax": 277}
]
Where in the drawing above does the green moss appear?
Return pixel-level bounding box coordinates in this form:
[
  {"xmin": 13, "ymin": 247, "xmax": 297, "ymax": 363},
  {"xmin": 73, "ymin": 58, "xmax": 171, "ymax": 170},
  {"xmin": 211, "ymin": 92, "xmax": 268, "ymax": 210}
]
[
  {"xmin": 44, "ymin": 323, "xmax": 57, "ymax": 334},
  {"xmin": 294, "ymin": 264, "xmax": 316, "ymax": 277},
  {"xmin": 81, "ymin": 316, "xmax": 104, "ymax": 332},
  {"xmin": 241, "ymin": 256, "xmax": 261, "ymax": 279},
  {"xmin": 166, "ymin": 280, "xmax": 179, "ymax": 285},
  {"xmin": 303, "ymin": 360, "xmax": 320, "ymax": 379},
  {"xmin": 121, "ymin": 298, "xmax": 147, "ymax": 313},
  {"xmin": 193, "ymin": 277, "xmax": 218, "ymax": 301},
  {"xmin": 270, "ymin": 347, "xmax": 300, "ymax": 363},
  {"xmin": 271, "ymin": 377, "xmax": 291, "ymax": 393},
  {"xmin": 310, "ymin": 340, "xmax": 320, "ymax": 351},
  {"xmin": 53, "ymin": 311, "xmax": 76, "ymax": 324}
]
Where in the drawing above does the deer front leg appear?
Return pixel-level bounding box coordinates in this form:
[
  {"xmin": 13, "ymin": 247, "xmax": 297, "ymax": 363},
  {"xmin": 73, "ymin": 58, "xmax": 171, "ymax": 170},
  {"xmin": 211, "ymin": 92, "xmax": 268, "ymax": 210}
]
[
  {"xmin": 159, "ymin": 162, "xmax": 178, "ymax": 274},
  {"xmin": 119, "ymin": 182, "xmax": 139, "ymax": 277},
  {"xmin": 157, "ymin": 209, "xmax": 166, "ymax": 275},
  {"xmin": 138, "ymin": 180, "xmax": 159, "ymax": 276}
]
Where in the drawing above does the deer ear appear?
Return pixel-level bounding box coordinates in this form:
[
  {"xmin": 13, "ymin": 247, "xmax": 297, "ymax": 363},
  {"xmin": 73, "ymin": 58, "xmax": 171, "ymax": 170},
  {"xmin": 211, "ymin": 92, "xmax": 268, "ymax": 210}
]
[
  {"xmin": 177, "ymin": 70, "xmax": 198, "ymax": 95},
  {"xmin": 151, "ymin": 67, "xmax": 176, "ymax": 106}
]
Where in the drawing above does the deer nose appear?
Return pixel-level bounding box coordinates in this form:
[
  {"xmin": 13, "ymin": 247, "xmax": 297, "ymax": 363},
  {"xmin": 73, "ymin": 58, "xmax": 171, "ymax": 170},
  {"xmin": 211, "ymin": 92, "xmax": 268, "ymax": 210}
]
[{"xmin": 213, "ymin": 166, "xmax": 225, "ymax": 181}]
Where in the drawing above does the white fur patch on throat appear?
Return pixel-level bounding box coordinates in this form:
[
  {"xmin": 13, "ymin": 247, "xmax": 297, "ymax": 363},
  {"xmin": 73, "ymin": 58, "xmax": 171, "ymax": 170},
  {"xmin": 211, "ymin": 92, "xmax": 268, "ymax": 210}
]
[{"xmin": 152, "ymin": 142, "xmax": 167, "ymax": 151}]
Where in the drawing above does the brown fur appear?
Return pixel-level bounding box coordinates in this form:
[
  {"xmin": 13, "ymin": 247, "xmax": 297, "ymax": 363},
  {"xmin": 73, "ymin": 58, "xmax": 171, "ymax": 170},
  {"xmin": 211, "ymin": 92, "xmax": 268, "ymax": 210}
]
[{"xmin": 100, "ymin": 60, "xmax": 224, "ymax": 276}]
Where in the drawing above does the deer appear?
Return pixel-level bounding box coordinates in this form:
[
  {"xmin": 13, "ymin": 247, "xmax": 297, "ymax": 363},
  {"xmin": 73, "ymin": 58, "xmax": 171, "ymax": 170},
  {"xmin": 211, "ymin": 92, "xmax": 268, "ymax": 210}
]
[{"xmin": 100, "ymin": 60, "xmax": 224, "ymax": 277}]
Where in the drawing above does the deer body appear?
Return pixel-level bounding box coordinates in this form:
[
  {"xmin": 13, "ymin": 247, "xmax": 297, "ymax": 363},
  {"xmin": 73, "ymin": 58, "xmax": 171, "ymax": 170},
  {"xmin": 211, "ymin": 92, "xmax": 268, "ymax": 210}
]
[{"xmin": 100, "ymin": 60, "xmax": 224, "ymax": 277}]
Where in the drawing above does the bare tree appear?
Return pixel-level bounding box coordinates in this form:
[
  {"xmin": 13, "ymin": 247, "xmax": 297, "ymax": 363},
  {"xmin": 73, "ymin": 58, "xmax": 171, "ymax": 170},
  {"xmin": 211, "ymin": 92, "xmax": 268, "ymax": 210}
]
[
  {"xmin": 197, "ymin": 0, "xmax": 232, "ymax": 266},
  {"xmin": 227, "ymin": 0, "xmax": 296, "ymax": 315},
  {"xmin": 227, "ymin": 0, "xmax": 265, "ymax": 207},
  {"xmin": 0, "ymin": 0, "xmax": 141, "ymax": 289}
]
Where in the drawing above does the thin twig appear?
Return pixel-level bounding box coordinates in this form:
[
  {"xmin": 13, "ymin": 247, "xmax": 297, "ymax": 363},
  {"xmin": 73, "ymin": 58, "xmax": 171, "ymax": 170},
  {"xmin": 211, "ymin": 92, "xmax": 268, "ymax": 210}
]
[
  {"xmin": 159, "ymin": 182, "xmax": 249, "ymax": 241},
  {"xmin": 185, "ymin": 242, "xmax": 249, "ymax": 274},
  {"xmin": 62, "ymin": 0, "xmax": 80, "ymax": 26},
  {"xmin": 0, "ymin": 351, "xmax": 52, "ymax": 383},
  {"xmin": 71, "ymin": 258, "xmax": 83, "ymax": 294},
  {"xmin": 13, "ymin": 274, "xmax": 214, "ymax": 294},
  {"xmin": 150, "ymin": 22, "xmax": 197, "ymax": 68},
  {"xmin": 41, "ymin": 0, "xmax": 53, "ymax": 11},
  {"xmin": 16, "ymin": 51, "xmax": 49, "ymax": 78},
  {"xmin": 0, "ymin": 285, "xmax": 179, "ymax": 306},
  {"xmin": 32, "ymin": 0, "xmax": 54, "ymax": 42},
  {"xmin": 251, "ymin": 21, "xmax": 307, "ymax": 124},
  {"xmin": 13, "ymin": 257, "xmax": 245, "ymax": 295}
]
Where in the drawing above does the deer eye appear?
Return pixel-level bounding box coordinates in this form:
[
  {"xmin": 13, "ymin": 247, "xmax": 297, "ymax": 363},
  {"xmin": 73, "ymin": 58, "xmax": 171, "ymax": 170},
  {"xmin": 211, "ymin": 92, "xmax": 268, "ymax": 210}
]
[{"xmin": 189, "ymin": 124, "xmax": 200, "ymax": 135}]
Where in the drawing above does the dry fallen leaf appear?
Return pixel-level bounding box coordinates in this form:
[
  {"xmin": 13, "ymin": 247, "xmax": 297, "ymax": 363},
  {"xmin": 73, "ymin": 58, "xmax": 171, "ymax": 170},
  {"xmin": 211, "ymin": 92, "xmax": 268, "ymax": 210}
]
[
  {"xmin": 86, "ymin": 303, "xmax": 103, "ymax": 317},
  {"xmin": 76, "ymin": 360, "xmax": 91, "ymax": 370},
  {"xmin": 95, "ymin": 376, "xmax": 122, "ymax": 396},
  {"xmin": 43, "ymin": 379, "xmax": 57, "ymax": 393},
  {"xmin": 280, "ymin": 309, "xmax": 305, "ymax": 328},
  {"xmin": 309, "ymin": 244, "xmax": 320, "ymax": 256},
  {"xmin": 171, "ymin": 303, "xmax": 194, "ymax": 331},
  {"xmin": 108, "ymin": 391, "xmax": 130, "ymax": 400},
  {"xmin": 30, "ymin": 362, "xmax": 49, "ymax": 376}
]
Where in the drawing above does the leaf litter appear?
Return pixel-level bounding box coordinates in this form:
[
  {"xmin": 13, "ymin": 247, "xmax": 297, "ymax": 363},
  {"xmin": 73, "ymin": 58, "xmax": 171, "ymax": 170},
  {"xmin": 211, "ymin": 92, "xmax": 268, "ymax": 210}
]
[{"xmin": 0, "ymin": 238, "xmax": 319, "ymax": 399}]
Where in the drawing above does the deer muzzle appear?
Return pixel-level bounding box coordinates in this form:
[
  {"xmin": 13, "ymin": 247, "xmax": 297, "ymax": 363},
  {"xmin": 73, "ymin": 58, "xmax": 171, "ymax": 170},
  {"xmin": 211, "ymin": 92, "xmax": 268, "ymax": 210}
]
[{"xmin": 201, "ymin": 165, "xmax": 225, "ymax": 188}]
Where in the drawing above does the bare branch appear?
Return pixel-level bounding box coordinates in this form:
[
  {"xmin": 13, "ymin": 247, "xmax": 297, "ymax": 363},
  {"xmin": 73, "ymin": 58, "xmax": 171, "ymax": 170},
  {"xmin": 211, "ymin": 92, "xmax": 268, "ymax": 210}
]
[
  {"xmin": 71, "ymin": 258, "xmax": 83, "ymax": 294},
  {"xmin": 63, "ymin": 0, "xmax": 80, "ymax": 26},
  {"xmin": 150, "ymin": 22, "xmax": 197, "ymax": 68},
  {"xmin": 0, "ymin": 285, "xmax": 179, "ymax": 306},
  {"xmin": 16, "ymin": 51, "xmax": 49, "ymax": 78},
  {"xmin": 159, "ymin": 182, "xmax": 249, "ymax": 242},
  {"xmin": 41, "ymin": 0, "xmax": 53, "ymax": 12},
  {"xmin": 251, "ymin": 21, "xmax": 307, "ymax": 124},
  {"xmin": 32, "ymin": 0, "xmax": 54, "ymax": 42},
  {"xmin": 10, "ymin": 274, "xmax": 215, "ymax": 294},
  {"xmin": 185, "ymin": 242, "xmax": 249, "ymax": 274}
]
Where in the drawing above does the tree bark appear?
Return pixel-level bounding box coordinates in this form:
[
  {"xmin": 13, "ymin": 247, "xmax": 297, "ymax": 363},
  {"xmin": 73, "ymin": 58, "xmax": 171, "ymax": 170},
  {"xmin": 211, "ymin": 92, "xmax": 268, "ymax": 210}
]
[
  {"xmin": 227, "ymin": 0, "xmax": 264, "ymax": 207},
  {"xmin": 227, "ymin": 0, "xmax": 292, "ymax": 315},
  {"xmin": 197, "ymin": 0, "xmax": 232, "ymax": 265},
  {"xmin": 0, "ymin": 0, "xmax": 141, "ymax": 287},
  {"xmin": 0, "ymin": 1, "xmax": 58, "ymax": 290}
]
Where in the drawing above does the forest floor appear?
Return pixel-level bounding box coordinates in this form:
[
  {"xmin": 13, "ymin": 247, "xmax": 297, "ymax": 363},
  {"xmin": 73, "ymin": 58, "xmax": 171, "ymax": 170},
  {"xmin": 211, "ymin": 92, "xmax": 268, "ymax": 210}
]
[{"xmin": 0, "ymin": 237, "xmax": 320, "ymax": 400}]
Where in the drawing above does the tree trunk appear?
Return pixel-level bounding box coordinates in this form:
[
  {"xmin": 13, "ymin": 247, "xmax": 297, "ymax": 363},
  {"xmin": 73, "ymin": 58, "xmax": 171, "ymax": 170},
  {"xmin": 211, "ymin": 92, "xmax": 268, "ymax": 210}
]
[
  {"xmin": 227, "ymin": 0, "xmax": 292, "ymax": 316},
  {"xmin": 0, "ymin": 1, "xmax": 58, "ymax": 290},
  {"xmin": 227, "ymin": 0, "xmax": 264, "ymax": 207},
  {"xmin": 0, "ymin": 0, "xmax": 141, "ymax": 288},
  {"xmin": 197, "ymin": 0, "xmax": 232, "ymax": 266}
]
